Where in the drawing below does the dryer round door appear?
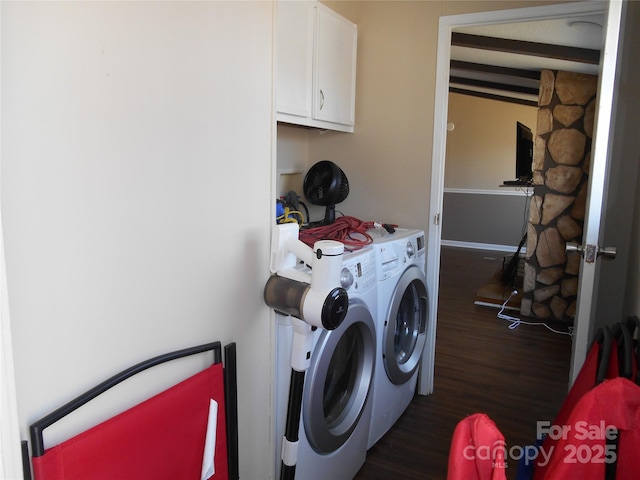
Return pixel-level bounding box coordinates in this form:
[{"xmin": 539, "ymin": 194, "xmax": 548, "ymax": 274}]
[
  {"xmin": 303, "ymin": 300, "xmax": 375, "ymax": 453},
  {"xmin": 383, "ymin": 265, "xmax": 429, "ymax": 385}
]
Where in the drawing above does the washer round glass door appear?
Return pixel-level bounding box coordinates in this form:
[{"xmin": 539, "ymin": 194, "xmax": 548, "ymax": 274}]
[
  {"xmin": 384, "ymin": 265, "xmax": 428, "ymax": 384},
  {"xmin": 303, "ymin": 300, "xmax": 375, "ymax": 453}
]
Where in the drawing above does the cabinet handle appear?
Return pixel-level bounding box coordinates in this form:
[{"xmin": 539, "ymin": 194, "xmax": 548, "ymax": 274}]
[{"xmin": 319, "ymin": 89, "xmax": 324, "ymax": 110}]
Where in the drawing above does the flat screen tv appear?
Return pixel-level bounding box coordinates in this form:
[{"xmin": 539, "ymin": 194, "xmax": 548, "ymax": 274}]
[{"xmin": 516, "ymin": 122, "xmax": 533, "ymax": 182}]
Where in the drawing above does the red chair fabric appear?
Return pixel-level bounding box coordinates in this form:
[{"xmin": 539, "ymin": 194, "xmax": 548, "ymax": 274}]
[
  {"xmin": 32, "ymin": 363, "xmax": 228, "ymax": 480},
  {"xmin": 536, "ymin": 377, "xmax": 640, "ymax": 480},
  {"xmin": 533, "ymin": 328, "xmax": 619, "ymax": 480},
  {"xmin": 447, "ymin": 413, "xmax": 507, "ymax": 480}
]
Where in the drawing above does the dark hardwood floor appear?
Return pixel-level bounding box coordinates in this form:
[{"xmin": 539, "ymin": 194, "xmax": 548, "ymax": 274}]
[{"xmin": 355, "ymin": 246, "xmax": 572, "ymax": 480}]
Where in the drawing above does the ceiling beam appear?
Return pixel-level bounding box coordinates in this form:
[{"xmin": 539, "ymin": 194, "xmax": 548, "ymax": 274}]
[
  {"xmin": 449, "ymin": 76, "xmax": 540, "ymax": 96},
  {"xmin": 451, "ymin": 32, "xmax": 601, "ymax": 65},
  {"xmin": 450, "ymin": 60, "xmax": 541, "ymax": 81},
  {"xmin": 449, "ymin": 87, "xmax": 538, "ymax": 107}
]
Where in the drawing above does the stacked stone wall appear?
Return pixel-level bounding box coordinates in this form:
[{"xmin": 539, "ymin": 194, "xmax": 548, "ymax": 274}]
[{"xmin": 521, "ymin": 70, "xmax": 598, "ymax": 322}]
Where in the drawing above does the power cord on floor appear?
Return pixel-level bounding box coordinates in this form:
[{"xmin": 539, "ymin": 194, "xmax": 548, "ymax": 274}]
[{"xmin": 497, "ymin": 290, "xmax": 573, "ymax": 337}]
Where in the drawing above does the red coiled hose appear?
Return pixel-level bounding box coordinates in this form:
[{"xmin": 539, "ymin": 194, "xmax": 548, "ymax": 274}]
[{"xmin": 298, "ymin": 216, "xmax": 397, "ymax": 251}]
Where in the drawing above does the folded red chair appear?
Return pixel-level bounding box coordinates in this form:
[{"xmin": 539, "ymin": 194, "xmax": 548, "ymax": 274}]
[
  {"xmin": 29, "ymin": 342, "xmax": 237, "ymax": 480},
  {"xmin": 626, "ymin": 316, "xmax": 640, "ymax": 383},
  {"xmin": 537, "ymin": 377, "xmax": 640, "ymax": 480},
  {"xmin": 531, "ymin": 322, "xmax": 636, "ymax": 480},
  {"xmin": 447, "ymin": 413, "xmax": 507, "ymax": 480},
  {"xmin": 532, "ymin": 326, "xmax": 618, "ymax": 480},
  {"xmin": 555, "ymin": 327, "xmax": 617, "ymax": 428}
]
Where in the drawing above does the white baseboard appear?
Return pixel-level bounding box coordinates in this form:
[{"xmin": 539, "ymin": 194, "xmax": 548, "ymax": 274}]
[{"xmin": 441, "ymin": 239, "xmax": 525, "ymax": 253}]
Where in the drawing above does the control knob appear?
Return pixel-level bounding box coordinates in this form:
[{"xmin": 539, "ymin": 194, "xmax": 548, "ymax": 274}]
[
  {"xmin": 406, "ymin": 241, "xmax": 415, "ymax": 258},
  {"xmin": 341, "ymin": 267, "xmax": 354, "ymax": 290}
]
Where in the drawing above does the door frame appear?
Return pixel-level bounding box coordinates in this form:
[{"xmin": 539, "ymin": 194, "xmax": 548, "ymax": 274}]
[
  {"xmin": 1, "ymin": 4, "xmax": 26, "ymax": 475},
  {"xmin": 420, "ymin": 1, "xmax": 610, "ymax": 395}
]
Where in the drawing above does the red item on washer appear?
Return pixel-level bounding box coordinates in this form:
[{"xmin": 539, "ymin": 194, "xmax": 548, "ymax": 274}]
[
  {"xmin": 32, "ymin": 363, "xmax": 228, "ymax": 480},
  {"xmin": 447, "ymin": 413, "xmax": 508, "ymax": 480}
]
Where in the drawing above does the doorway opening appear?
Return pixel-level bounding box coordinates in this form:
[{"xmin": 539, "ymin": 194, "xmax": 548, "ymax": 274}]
[{"xmin": 420, "ymin": 1, "xmax": 610, "ymax": 395}]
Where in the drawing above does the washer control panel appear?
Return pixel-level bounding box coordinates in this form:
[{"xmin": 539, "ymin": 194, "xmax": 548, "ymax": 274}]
[{"xmin": 341, "ymin": 248, "xmax": 376, "ymax": 294}]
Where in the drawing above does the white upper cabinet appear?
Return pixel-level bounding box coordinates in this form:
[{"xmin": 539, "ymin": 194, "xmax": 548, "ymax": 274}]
[
  {"xmin": 276, "ymin": 1, "xmax": 357, "ymax": 133},
  {"xmin": 276, "ymin": 0, "xmax": 314, "ymax": 119}
]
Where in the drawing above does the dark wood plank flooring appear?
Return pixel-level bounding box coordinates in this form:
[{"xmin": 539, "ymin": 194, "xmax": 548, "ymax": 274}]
[{"xmin": 355, "ymin": 247, "xmax": 572, "ymax": 480}]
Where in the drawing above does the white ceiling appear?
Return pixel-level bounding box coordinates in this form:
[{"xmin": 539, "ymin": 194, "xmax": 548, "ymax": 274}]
[{"xmin": 449, "ymin": 13, "xmax": 605, "ymax": 103}]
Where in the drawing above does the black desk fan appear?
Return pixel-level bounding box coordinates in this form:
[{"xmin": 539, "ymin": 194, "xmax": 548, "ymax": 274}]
[{"xmin": 303, "ymin": 160, "xmax": 349, "ymax": 226}]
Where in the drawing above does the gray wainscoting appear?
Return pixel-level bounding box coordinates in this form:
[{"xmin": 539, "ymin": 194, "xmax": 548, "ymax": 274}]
[{"xmin": 442, "ymin": 188, "xmax": 531, "ymax": 251}]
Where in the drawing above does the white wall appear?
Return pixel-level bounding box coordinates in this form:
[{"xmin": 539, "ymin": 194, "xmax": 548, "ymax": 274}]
[{"xmin": 1, "ymin": 2, "xmax": 274, "ymax": 478}]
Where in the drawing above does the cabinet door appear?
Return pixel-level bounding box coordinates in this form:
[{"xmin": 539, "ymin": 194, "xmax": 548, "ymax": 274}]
[
  {"xmin": 276, "ymin": 1, "xmax": 314, "ymax": 118},
  {"xmin": 313, "ymin": 4, "xmax": 357, "ymax": 127}
]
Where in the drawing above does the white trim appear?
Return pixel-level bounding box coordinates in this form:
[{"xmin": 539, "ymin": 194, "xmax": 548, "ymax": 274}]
[
  {"xmin": 1, "ymin": 246, "xmax": 24, "ymax": 480},
  {"xmin": 1, "ymin": 2, "xmax": 25, "ymax": 475},
  {"xmin": 438, "ymin": 1, "xmax": 606, "ymax": 28},
  {"xmin": 444, "ymin": 187, "xmax": 532, "ymax": 197},
  {"xmin": 421, "ymin": 2, "xmax": 450, "ymax": 395},
  {"xmin": 441, "ymin": 240, "xmax": 522, "ymax": 253},
  {"xmin": 424, "ymin": 0, "xmax": 608, "ymax": 396}
]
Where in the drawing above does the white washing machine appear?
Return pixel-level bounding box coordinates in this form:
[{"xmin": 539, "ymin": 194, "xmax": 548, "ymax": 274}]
[
  {"xmin": 275, "ymin": 246, "xmax": 377, "ymax": 479},
  {"xmin": 367, "ymin": 228, "xmax": 429, "ymax": 449}
]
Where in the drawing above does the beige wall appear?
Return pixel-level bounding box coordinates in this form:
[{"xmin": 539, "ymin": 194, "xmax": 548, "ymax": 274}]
[
  {"xmin": 306, "ymin": 0, "xmax": 441, "ymax": 231},
  {"xmin": 2, "ymin": 2, "xmax": 273, "ymax": 478},
  {"xmin": 445, "ymin": 93, "xmax": 537, "ymax": 190}
]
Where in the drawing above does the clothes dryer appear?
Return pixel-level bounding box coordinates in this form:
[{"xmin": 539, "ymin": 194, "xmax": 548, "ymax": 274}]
[
  {"xmin": 367, "ymin": 228, "xmax": 430, "ymax": 449},
  {"xmin": 275, "ymin": 246, "xmax": 377, "ymax": 479}
]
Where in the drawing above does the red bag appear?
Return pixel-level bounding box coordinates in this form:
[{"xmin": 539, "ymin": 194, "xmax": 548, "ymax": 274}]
[{"xmin": 447, "ymin": 413, "xmax": 508, "ymax": 480}]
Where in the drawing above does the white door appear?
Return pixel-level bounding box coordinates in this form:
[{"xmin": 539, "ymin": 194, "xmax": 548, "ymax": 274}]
[
  {"xmin": 570, "ymin": 0, "xmax": 640, "ymax": 382},
  {"xmin": 422, "ymin": 0, "xmax": 636, "ymax": 395}
]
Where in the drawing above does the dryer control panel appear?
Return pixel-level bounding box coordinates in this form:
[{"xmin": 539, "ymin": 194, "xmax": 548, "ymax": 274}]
[{"xmin": 372, "ymin": 230, "xmax": 426, "ymax": 281}]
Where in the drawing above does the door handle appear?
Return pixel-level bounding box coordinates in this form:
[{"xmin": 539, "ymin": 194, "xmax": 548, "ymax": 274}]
[
  {"xmin": 598, "ymin": 246, "xmax": 617, "ymax": 260},
  {"xmin": 565, "ymin": 242, "xmax": 581, "ymax": 253},
  {"xmin": 566, "ymin": 242, "xmax": 617, "ymax": 263}
]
